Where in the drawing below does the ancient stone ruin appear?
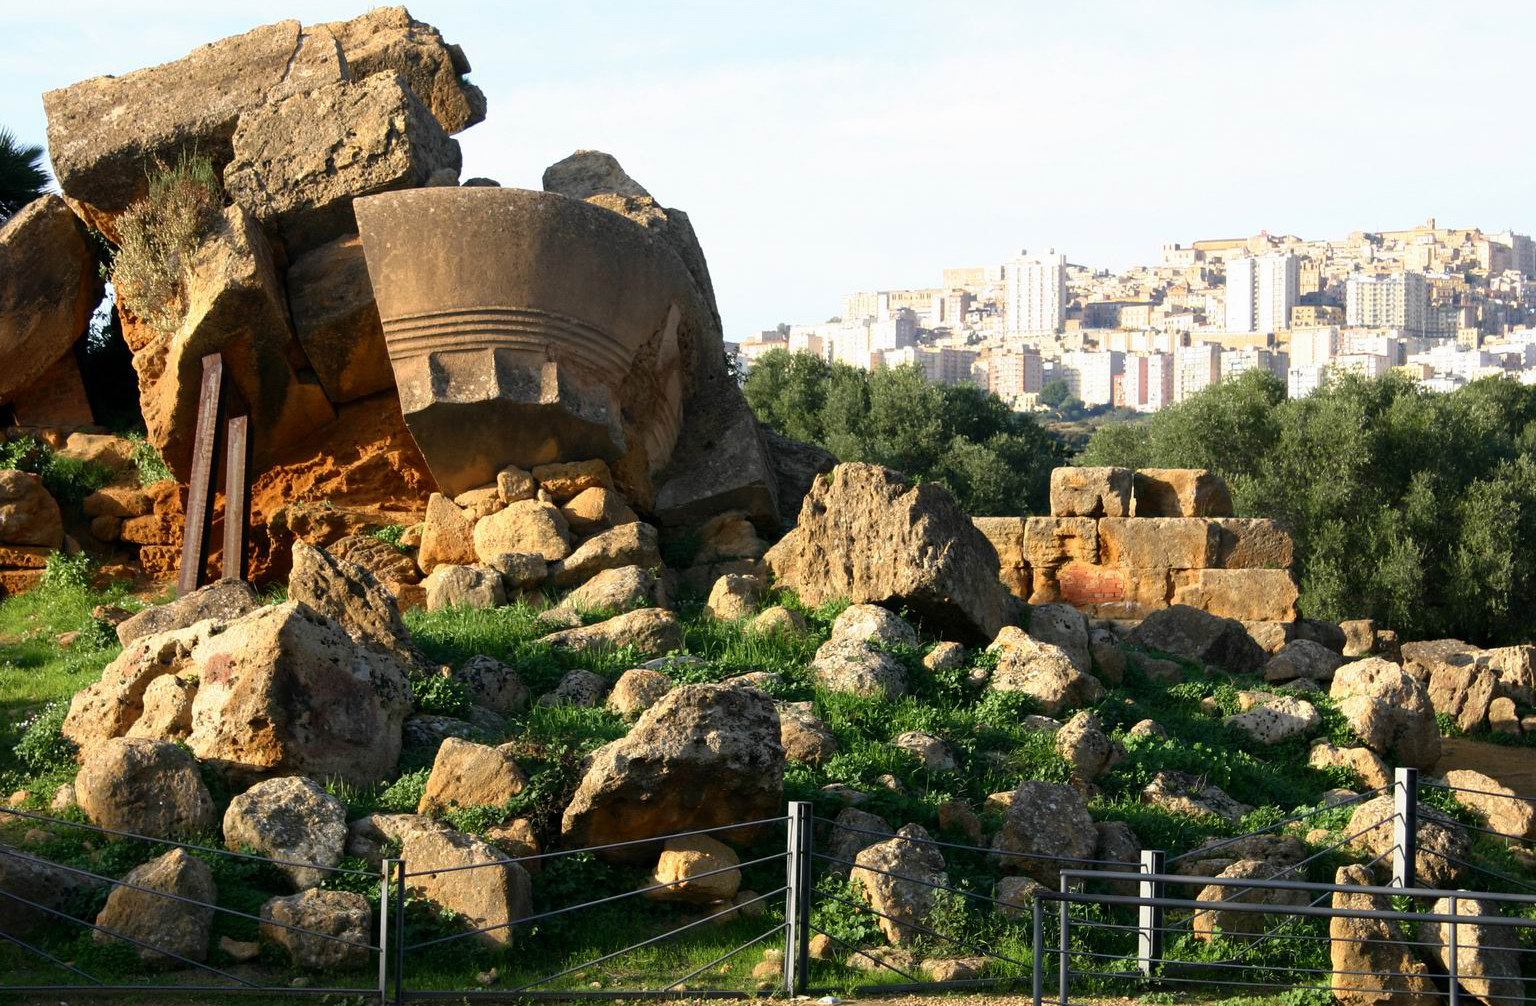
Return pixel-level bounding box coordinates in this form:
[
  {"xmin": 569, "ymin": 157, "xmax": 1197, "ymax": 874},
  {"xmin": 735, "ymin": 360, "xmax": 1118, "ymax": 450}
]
[{"xmin": 0, "ymin": 7, "xmax": 809, "ymax": 592}]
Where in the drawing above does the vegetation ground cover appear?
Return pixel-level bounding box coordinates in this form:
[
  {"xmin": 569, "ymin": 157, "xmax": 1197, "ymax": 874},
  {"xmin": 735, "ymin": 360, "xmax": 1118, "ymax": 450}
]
[{"xmin": 5, "ymin": 570, "xmax": 1536, "ymax": 1001}]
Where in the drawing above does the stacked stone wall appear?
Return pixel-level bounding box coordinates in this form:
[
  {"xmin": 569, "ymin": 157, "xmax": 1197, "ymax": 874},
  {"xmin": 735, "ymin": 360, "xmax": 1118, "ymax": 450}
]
[{"xmin": 975, "ymin": 467, "xmax": 1299, "ymax": 624}]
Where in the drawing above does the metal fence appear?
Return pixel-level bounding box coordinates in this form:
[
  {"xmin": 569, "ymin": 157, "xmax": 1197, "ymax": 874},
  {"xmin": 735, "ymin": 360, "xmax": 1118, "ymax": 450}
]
[{"xmin": 4, "ymin": 766, "xmax": 1536, "ymax": 1002}]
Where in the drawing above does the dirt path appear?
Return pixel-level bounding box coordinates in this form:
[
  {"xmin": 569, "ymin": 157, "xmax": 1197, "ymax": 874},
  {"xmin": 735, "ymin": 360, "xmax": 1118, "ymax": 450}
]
[{"xmin": 1435, "ymin": 737, "xmax": 1536, "ymax": 796}]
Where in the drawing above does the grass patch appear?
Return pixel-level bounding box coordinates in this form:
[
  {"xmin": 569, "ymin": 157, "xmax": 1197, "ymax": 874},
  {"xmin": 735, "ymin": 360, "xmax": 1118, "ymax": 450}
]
[{"xmin": 110, "ymin": 150, "xmax": 222, "ymax": 334}]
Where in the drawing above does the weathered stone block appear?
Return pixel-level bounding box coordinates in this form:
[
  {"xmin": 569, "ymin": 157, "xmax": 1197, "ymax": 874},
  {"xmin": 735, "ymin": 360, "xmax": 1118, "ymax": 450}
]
[
  {"xmin": 972, "ymin": 517, "xmax": 1028, "ymax": 599},
  {"xmin": 1211, "ymin": 517, "xmax": 1294, "ymax": 569},
  {"xmin": 285, "ymin": 234, "xmax": 393, "ymax": 403},
  {"xmin": 0, "ymin": 195, "xmax": 102, "ymax": 403},
  {"xmin": 1099, "ymin": 517, "xmax": 1219, "ymax": 569},
  {"xmin": 1170, "ymin": 569, "xmax": 1299, "ymax": 623},
  {"xmin": 1023, "ymin": 516, "xmax": 1098, "ymax": 567},
  {"xmin": 225, "ymin": 73, "xmax": 462, "ymax": 255},
  {"xmin": 1131, "ymin": 469, "xmax": 1233, "ymax": 517},
  {"xmin": 1049, "ymin": 467, "xmax": 1131, "ymax": 518}
]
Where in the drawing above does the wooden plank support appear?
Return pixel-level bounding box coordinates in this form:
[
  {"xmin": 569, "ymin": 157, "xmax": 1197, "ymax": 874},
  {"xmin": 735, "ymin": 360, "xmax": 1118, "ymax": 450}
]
[{"xmin": 176, "ymin": 353, "xmax": 252, "ymax": 594}]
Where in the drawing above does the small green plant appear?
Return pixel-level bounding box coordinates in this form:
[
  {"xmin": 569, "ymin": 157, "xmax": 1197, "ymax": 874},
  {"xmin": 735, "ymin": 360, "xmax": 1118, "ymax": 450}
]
[
  {"xmin": 40, "ymin": 551, "xmax": 95, "ymax": 593},
  {"xmin": 14, "ymin": 700, "xmax": 76, "ymax": 773},
  {"xmin": 111, "ymin": 150, "xmax": 222, "ymax": 333},
  {"xmin": 0, "ymin": 436, "xmax": 111, "ymax": 504},
  {"xmin": 370, "ymin": 524, "xmax": 409, "ymax": 551},
  {"xmin": 128, "ymin": 433, "xmax": 173, "ymax": 486}
]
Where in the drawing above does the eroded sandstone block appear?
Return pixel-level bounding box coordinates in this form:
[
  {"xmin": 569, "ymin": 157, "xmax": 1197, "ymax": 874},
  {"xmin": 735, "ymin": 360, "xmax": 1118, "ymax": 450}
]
[
  {"xmin": 1131, "ymin": 469, "xmax": 1233, "ymax": 517},
  {"xmin": 1049, "ymin": 467, "xmax": 1131, "ymax": 517},
  {"xmin": 1170, "ymin": 569, "xmax": 1299, "ymax": 623}
]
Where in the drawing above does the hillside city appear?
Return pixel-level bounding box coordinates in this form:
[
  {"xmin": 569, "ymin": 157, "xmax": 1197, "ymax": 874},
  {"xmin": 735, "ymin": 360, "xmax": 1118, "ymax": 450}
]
[{"xmin": 734, "ymin": 219, "xmax": 1536, "ymax": 411}]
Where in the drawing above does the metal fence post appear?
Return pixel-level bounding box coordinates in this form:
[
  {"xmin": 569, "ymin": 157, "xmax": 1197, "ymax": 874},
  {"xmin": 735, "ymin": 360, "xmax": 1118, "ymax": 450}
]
[
  {"xmin": 1032, "ymin": 896, "xmax": 1044, "ymax": 1006},
  {"xmin": 783, "ymin": 802, "xmax": 813, "ymax": 996},
  {"xmin": 1448, "ymin": 894, "xmax": 1460, "ymax": 1006},
  {"xmin": 1393, "ymin": 767, "xmax": 1418, "ymax": 888},
  {"xmin": 379, "ymin": 858, "xmax": 398, "ymax": 1004},
  {"xmin": 392, "ymin": 859, "xmax": 407, "ymax": 1006},
  {"xmin": 1137, "ymin": 849, "xmax": 1165, "ymax": 977},
  {"xmin": 1058, "ymin": 872, "xmax": 1070, "ymax": 1006}
]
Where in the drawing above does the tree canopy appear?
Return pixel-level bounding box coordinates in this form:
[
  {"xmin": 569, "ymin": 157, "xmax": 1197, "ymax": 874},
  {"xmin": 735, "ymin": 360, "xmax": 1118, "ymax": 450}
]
[
  {"xmin": 744, "ymin": 349, "xmax": 1065, "ymax": 516},
  {"xmin": 1078, "ymin": 368, "xmax": 1536, "ymax": 645},
  {"xmin": 0, "ymin": 128, "xmax": 49, "ymax": 222}
]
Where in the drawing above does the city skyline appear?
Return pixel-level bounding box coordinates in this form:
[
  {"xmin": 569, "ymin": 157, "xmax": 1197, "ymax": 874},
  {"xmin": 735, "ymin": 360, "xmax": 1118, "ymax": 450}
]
[{"xmin": 6, "ymin": 1, "xmax": 1536, "ymax": 336}]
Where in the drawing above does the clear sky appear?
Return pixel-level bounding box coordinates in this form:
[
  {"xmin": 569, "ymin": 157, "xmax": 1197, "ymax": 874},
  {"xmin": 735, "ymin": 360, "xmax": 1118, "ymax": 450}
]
[{"xmin": 5, "ymin": 1, "xmax": 1535, "ymax": 337}]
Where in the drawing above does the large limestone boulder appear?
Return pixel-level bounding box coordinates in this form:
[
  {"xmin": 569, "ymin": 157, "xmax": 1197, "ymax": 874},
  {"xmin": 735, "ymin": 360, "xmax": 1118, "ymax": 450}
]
[
  {"xmin": 706, "ymin": 573, "xmax": 764, "ymax": 621},
  {"xmin": 418, "ymin": 493, "xmax": 476, "ymax": 572},
  {"xmin": 1444, "ymin": 769, "xmax": 1536, "ymax": 840},
  {"xmin": 990, "ymin": 781, "xmax": 1097, "ymax": 884},
  {"xmin": 0, "ymin": 842, "xmax": 103, "ymax": 936},
  {"xmin": 1329, "ymin": 864, "xmax": 1436, "ymax": 1006},
  {"xmin": 1141, "ymin": 771, "xmax": 1253, "ymax": 823},
  {"xmin": 417, "ymin": 737, "xmax": 527, "ymax": 815},
  {"xmin": 400, "ymin": 825, "xmax": 532, "ymax": 948},
  {"xmin": 561, "ymin": 684, "xmax": 783, "ymax": 859},
  {"xmin": 537, "ymin": 608, "xmax": 683, "ymax": 659},
  {"xmin": 450, "ymin": 655, "xmax": 530, "ymax": 715},
  {"xmin": 764, "ymin": 463, "xmax": 1014, "ymax": 645},
  {"xmin": 285, "ymin": 235, "xmax": 393, "ymax": 403},
  {"xmin": 42, "ymin": 10, "xmax": 482, "ymax": 222},
  {"xmin": 116, "ymin": 578, "xmax": 260, "ymax": 646},
  {"xmin": 94, "ymin": 848, "xmax": 215, "ymax": 965},
  {"xmin": 1424, "ymin": 896, "xmax": 1523, "ymax": 1006},
  {"xmin": 1263, "ymin": 638, "xmax": 1346, "ymax": 683},
  {"xmin": 223, "ymin": 72, "xmax": 461, "ymax": 255},
  {"xmin": 327, "ymin": 533, "xmax": 420, "ymax": 586},
  {"xmin": 779, "ymin": 705, "xmax": 838, "ymax": 764},
  {"xmin": 1055, "ymin": 711, "xmax": 1115, "ymax": 780},
  {"xmin": 986, "ymin": 627, "xmax": 1104, "ymax": 716},
  {"xmin": 1026, "ymin": 603, "xmax": 1091, "ymax": 675},
  {"xmin": 1173, "ymin": 834, "xmax": 1307, "ymax": 885},
  {"xmin": 64, "ymin": 618, "xmax": 225, "ymax": 753},
  {"xmin": 187, "ymin": 602, "xmax": 413, "ymax": 787},
  {"xmin": 1345, "ymin": 794, "xmax": 1468, "ymax": 888},
  {"xmin": 288, "ymin": 542, "xmax": 420, "ymax": 668},
  {"xmin": 1307, "ymin": 740, "xmax": 1391, "ymax": 790},
  {"xmin": 607, "ymin": 668, "xmax": 673, "ymax": 716},
  {"xmin": 1191, "ymin": 859, "xmax": 1307, "ymax": 943},
  {"xmin": 0, "ymin": 195, "xmax": 102, "ymax": 402},
  {"xmin": 131, "ymin": 202, "xmax": 335, "ymax": 478},
  {"xmin": 0, "ymin": 471, "xmax": 63, "ymax": 549},
  {"xmin": 548, "ymin": 522, "xmax": 661, "ymax": 587},
  {"xmin": 1426, "ymin": 658, "xmax": 1500, "ymax": 733},
  {"xmin": 1223, "ymin": 695, "xmax": 1320, "ymax": 745},
  {"xmin": 557, "ymin": 564, "xmax": 668, "ymax": 615},
  {"xmin": 646, "ymin": 834, "xmax": 741, "ymax": 904},
  {"xmin": 260, "ymin": 888, "xmax": 372, "ymax": 971},
  {"xmin": 75, "ymin": 737, "xmax": 215, "ymax": 837},
  {"xmin": 831, "ymin": 604, "xmax": 919, "ymax": 648},
  {"xmin": 824, "ymin": 808, "xmax": 894, "ymax": 876},
  {"xmin": 1329, "ymin": 658, "xmax": 1441, "ymax": 770},
  {"xmin": 223, "ymin": 776, "xmax": 348, "ymax": 890},
  {"xmin": 852, "ymin": 824, "xmax": 948, "ymax": 946},
  {"xmin": 423, "ymin": 563, "xmax": 506, "ymax": 611},
  {"xmin": 1128, "ymin": 605, "xmax": 1266, "ymax": 675},
  {"xmin": 473, "ymin": 500, "xmax": 572, "ymax": 565},
  {"xmin": 810, "ymin": 638, "xmax": 908, "ymax": 699}
]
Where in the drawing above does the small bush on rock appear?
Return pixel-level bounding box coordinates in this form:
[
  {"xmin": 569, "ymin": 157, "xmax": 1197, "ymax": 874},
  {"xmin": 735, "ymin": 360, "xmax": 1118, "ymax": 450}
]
[{"xmin": 111, "ymin": 151, "xmax": 222, "ymax": 333}]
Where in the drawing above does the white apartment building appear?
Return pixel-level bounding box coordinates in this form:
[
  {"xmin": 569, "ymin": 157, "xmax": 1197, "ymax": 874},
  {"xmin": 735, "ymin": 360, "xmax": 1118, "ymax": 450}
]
[
  {"xmin": 1225, "ymin": 253, "xmax": 1299, "ymax": 333},
  {"xmin": 1060, "ymin": 350, "xmax": 1123, "ymax": 406},
  {"xmin": 1289, "ymin": 326, "xmax": 1342, "ymax": 368},
  {"xmin": 1122, "ymin": 352, "xmax": 1174, "ymax": 412},
  {"xmin": 1174, "ymin": 342, "xmax": 1222, "ymax": 401},
  {"xmin": 1345, "ymin": 272, "xmax": 1428, "ymax": 336},
  {"xmin": 1288, "ymin": 365, "xmax": 1328, "ymax": 398},
  {"xmin": 1004, "ymin": 249, "xmax": 1066, "ymax": 335},
  {"xmin": 1220, "ymin": 347, "xmax": 1288, "ymax": 382},
  {"xmin": 985, "ymin": 350, "xmax": 1044, "ymax": 400},
  {"xmin": 869, "ymin": 311, "xmax": 918, "ymax": 353},
  {"xmin": 881, "ymin": 346, "xmax": 980, "ymax": 386}
]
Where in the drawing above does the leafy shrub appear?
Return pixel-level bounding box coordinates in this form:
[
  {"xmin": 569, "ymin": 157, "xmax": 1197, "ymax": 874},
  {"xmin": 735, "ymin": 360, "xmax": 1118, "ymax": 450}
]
[
  {"xmin": 128, "ymin": 433, "xmax": 173, "ymax": 486},
  {"xmin": 744, "ymin": 349, "xmax": 1066, "ymax": 516},
  {"xmin": 40, "ymin": 551, "xmax": 95, "ymax": 592},
  {"xmin": 409, "ymin": 668, "xmax": 471, "ymax": 717},
  {"xmin": 111, "ymin": 151, "xmax": 222, "ymax": 333},
  {"xmin": 15, "ymin": 700, "xmax": 76, "ymax": 773},
  {"xmin": 0, "ymin": 435, "xmax": 111, "ymax": 504}
]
